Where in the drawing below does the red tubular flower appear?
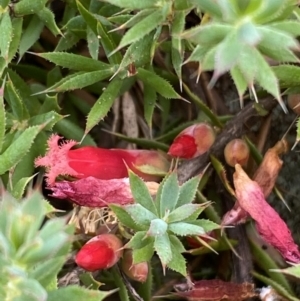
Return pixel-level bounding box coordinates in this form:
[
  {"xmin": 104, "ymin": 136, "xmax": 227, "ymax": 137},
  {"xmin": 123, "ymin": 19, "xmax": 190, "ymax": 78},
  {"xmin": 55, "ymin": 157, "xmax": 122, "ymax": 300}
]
[
  {"xmin": 35, "ymin": 135, "xmax": 169, "ymax": 185},
  {"xmin": 75, "ymin": 234, "xmax": 123, "ymax": 271},
  {"xmin": 168, "ymin": 123, "xmax": 215, "ymax": 159},
  {"xmin": 121, "ymin": 250, "xmax": 149, "ymax": 282}
]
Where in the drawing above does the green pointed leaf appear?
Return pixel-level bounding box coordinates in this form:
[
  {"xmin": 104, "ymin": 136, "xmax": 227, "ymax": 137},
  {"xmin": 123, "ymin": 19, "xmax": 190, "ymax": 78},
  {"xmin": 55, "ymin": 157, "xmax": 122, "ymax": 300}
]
[
  {"xmin": 185, "ymin": 44, "xmax": 211, "ymax": 64},
  {"xmin": 167, "ymin": 204, "xmax": 202, "ymax": 223},
  {"xmin": 202, "ymin": 46, "xmax": 217, "ymax": 71},
  {"xmin": 148, "ymin": 219, "xmax": 168, "ymax": 236},
  {"xmin": 118, "ymin": 9, "xmax": 166, "ymax": 50},
  {"xmin": 132, "ymin": 242, "xmax": 154, "ymax": 264},
  {"xmin": 29, "ymin": 256, "xmax": 65, "ymax": 288},
  {"xmin": 35, "ymin": 52, "xmax": 110, "ymax": 71},
  {"xmin": 0, "ymin": 11, "xmax": 12, "ymax": 60},
  {"xmin": 127, "ymin": 231, "xmax": 152, "ymax": 249},
  {"xmin": 37, "ymin": 7, "xmax": 62, "ymax": 36},
  {"xmin": 0, "ymin": 79, "xmax": 5, "ymax": 153},
  {"xmin": 190, "ymin": 219, "xmax": 220, "ymax": 232},
  {"xmin": 110, "ymin": 204, "xmax": 144, "ymax": 231},
  {"xmin": 85, "ymin": 77, "xmax": 122, "ymax": 134},
  {"xmin": 273, "ymin": 65, "xmax": 300, "ymax": 88},
  {"xmin": 125, "ymin": 204, "xmax": 158, "ymax": 226},
  {"xmin": 169, "ymin": 234, "xmax": 186, "ymax": 253},
  {"xmin": 114, "ymin": 32, "xmax": 154, "ymax": 77},
  {"xmin": 19, "ymin": 15, "xmax": 43, "ymax": 59},
  {"xmin": 177, "ymin": 176, "xmax": 200, "ymax": 207},
  {"xmin": 181, "ymin": 23, "xmax": 231, "ymax": 45},
  {"xmin": 169, "ymin": 222, "xmax": 205, "ymax": 236},
  {"xmin": 47, "ymin": 285, "xmax": 115, "ymax": 301},
  {"xmin": 129, "ymin": 170, "xmax": 158, "ymax": 215},
  {"xmin": 154, "ymin": 233, "xmax": 172, "ymax": 266},
  {"xmin": 213, "ymin": 30, "xmax": 241, "ymax": 79},
  {"xmin": 10, "ymin": 174, "xmax": 37, "ymax": 199},
  {"xmin": 251, "ymin": 48, "xmax": 287, "ymax": 112},
  {"xmin": 28, "ymin": 111, "xmax": 64, "ymax": 130},
  {"xmin": 0, "ymin": 125, "xmax": 43, "ymax": 175},
  {"xmin": 167, "ymin": 245, "xmax": 186, "ymax": 276},
  {"xmin": 13, "ymin": 0, "xmax": 48, "ymax": 16},
  {"xmin": 54, "ymin": 69, "xmax": 114, "ymax": 92},
  {"xmin": 7, "ymin": 69, "xmax": 41, "ymax": 116},
  {"xmin": 269, "ymin": 21, "xmax": 300, "ymax": 36},
  {"xmin": 253, "ymin": 0, "xmax": 284, "ymax": 23},
  {"xmin": 87, "ymin": 26, "xmax": 99, "ymax": 60},
  {"xmin": 159, "ymin": 173, "xmax": 180, "ymax": 216},
  {"xmin": 5, "ymin": 79, "xmax": 28, "ymax": 120},
  {"xmin": 137, "ymin": 68, "xmax": 179, "ymax": 99},
  {"xmin": 101, "ymin": 0, "xmax": 156, "ymax": 9},
  {"xmin": 8, "ymin": 18, "xmax": 23, "ymax": 62},
  {"xmin": 76, "ymin": 0, "xmax": 121, "ymax": 64},
  {"xmin": 12, "ymin": 278, "xmax": 47, "ymax": 301},
  {"xmin": 273, "ymin": 265, "xmax": 300, "ymax": 279},
  {"xmin": 230, "ymin": 66, "xmax": 248, "ymax": 101},
  {"xmin": 172, "ymin": 11, "xmax": 185, "ymax": 85}
]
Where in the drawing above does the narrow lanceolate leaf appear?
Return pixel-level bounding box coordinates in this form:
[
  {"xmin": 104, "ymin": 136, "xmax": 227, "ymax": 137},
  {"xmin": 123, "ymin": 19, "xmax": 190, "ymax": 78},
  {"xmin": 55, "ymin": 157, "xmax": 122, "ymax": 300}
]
[
  {"xmin": 137, "ymin": 68, "xmax": 180, "ymax": 99},
  {"xmin": 0, "ymin": 126, "xmax": 42, "ymax": 175},
  {"xmin": 117, "ymin": 9, "xmax": 166, "ymax": 50},
  {"xmin": 251, "ymin": 48, "xmax": 287, "ymax": 113},
  {"xmin": 127, "ymin": 231, "xmax": 152, "ymax": 250},
  {"xmin": 125, "ymin": 204, "xmax": 158, "ymax": 227},
  {"xmin": 85, "ymin": 77, "xmax": 122, "ymax": 134},
  {"xmin": 19, "ymin": 15, "xmax": 44, "ymax": 59},
  {"xmin": 167, "ymin": 238, "xmax": 187, "ymax": 276},
  {"xmin": 169, "ymin": 222, "xmax": 205, "ymax": 236},
  {"xmin": 37, "ymin": 7, "xmax": 62, "ymax": 36},
  {"xmin": 0, "ymin": 11, "xmax": 12, "ymax": 60},
  {"xmin": 171, "ymin": 11, "xmax": 186, "ymax": 89},
  {"xmin": 10, "ymin": 174, "xmax": 37, "ymax": 199},
  {"xmin": 8, "ymin": 18, "xmax": 23, "ymax": 63},
  {"xmin": 48, "ymin": 69, "xmax": 114, "ymax": 93},
  {"xmin": 35, "ymin": 52, "xmax": 110, "ymax": 71},
  {"xmin": 230, "ymin": 66, "xmax": 248, "ymax": 105},
  {"xmin": 13, "ymin": 0, "xmax": 48, "ymax": 16},
  {"xmin": 0, "ymin": 79, "xmax": 5, "ymax": 152},
  {"xmin": 154, "ymin": 233, "xmax": 172, "ymax": 267},
  {"xmin": 167, "ymin": 204, "xmax": 202, "ymax": 223},
  {"xmin": 87, "ymin": 26, "xmax": 99, "ymax": 60},
  {"xmin": 160, "ymin": 173, "xmax": 180, "ymax": 216},
  {"xmin": 177, "ymin": 176, "xmax": 200, "ymax": 207},
  {"xmin": 5, "ymin": 80, "xmax": 27, "ymax": 120},
  {"xmin": 110, "ymin": 204, "xmax": 144, "ymax": 231},
  {"xmin": 189, "ymin": 0, "xmax": 222, "ymax": 18},
  {"xmin": 129, "ymin": 171, "xmax": 158, "ymax": 215},
  {"xmin": 101, "ymin": 0, "xmax": 156, "ymax": 9}
]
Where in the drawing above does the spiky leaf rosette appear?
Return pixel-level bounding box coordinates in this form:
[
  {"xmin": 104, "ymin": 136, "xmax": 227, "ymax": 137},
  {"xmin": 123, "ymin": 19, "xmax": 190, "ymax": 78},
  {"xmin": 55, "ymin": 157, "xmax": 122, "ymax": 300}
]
[
  {"xmin": 110, "ymin": 171, "xmax": 219, "ymax": 276},
  {"xmin": 182, "ymin": 0, "xmax": 300, "ymax": 111}
]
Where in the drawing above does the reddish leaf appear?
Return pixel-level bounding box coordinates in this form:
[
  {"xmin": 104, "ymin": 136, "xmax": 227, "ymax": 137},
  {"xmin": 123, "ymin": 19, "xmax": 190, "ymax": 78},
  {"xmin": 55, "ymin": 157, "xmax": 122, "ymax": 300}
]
[
  {"xmin": 174, "ymin": 279, "xmax": 256, "ymax": 301},
  {"xmin": 233, "ymin": 164, "xmax": 300, "ymax": 263}
]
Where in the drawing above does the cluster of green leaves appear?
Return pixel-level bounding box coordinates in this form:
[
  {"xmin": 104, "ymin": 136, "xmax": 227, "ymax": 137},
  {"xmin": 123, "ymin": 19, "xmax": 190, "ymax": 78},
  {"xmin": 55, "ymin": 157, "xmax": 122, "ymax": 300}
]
[
  {"xmin": 182, "ymin": 0, "xmax": 300, "ymax": 111},
  {"xmin": 0, "ymin": 191, "xmax": 114, "ymax": 301},
  {"xmin": 110, "ymin": 171, "xmax": 219, "ymax": 276}
]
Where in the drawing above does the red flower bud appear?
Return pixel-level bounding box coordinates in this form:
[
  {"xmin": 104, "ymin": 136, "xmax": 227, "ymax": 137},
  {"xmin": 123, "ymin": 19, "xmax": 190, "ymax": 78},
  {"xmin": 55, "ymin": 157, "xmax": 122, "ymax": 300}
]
[
  {"xmin": 224, "ymin": 138, "xmax": 249, "ymax": 167},
  {"xmin": 75, "ymin": 234, "xmax": 123, "ymax": 271},
  {"xmin": 121, "ymin": 250, "xmax": 148, "ymax": 282},
  {"xmin": 35, "ymin": 135, "xmax": 169, "ymax": 185},
  {"xmin": 168, "ymin": 123, "xmax": 215, "ymax": 159}
]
